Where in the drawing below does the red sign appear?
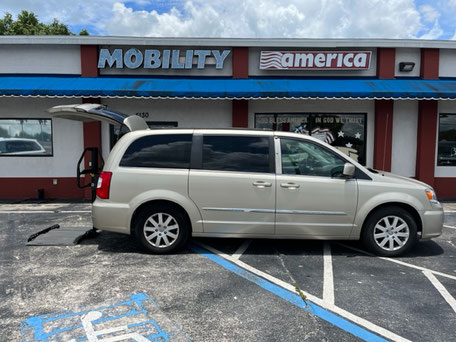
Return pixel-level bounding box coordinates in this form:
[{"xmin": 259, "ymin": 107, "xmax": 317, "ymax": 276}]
[{"xmin": 260, "ymin": 51, "xmax": 372, "ymax": 70}]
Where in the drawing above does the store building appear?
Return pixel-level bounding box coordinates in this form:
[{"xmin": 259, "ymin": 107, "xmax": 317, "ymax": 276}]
[{"xmin": 0, "ymin": 36, "xmax": 455, "ymax": 199}]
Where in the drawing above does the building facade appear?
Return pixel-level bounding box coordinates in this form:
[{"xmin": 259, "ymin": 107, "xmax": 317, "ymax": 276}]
[{"xmin": 0, "ymin": 36, "xmax": 455, "ymax": 199}]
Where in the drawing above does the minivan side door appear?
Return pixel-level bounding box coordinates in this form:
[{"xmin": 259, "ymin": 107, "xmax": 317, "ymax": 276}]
[
  {"xmin": 189, "ymin": 133, "xmax": 276, "ymax": 235},
  {"xmin": 275, "ymin": 136, "xmax": 358, "ymax": 238}
]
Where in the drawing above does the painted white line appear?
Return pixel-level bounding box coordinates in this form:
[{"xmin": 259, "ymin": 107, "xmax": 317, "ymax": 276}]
[
  {"xmin": 195, "ymin": 241, "xmax": 411, "ymax": 342},
  {"xmin": 423, "ymin": 271, "xmax": 456, "ymax": 313},
  {"xmin": 443, "ymin": 225, "xmax": 456, "ymax": 230},
  {"xmin": 338, "ymin": 243, "xmax": 456, "ymax": 281},
  {"xmin": 323, "ymin": 242, "xmax": 335, "ymax": 306},
  {"xmin": 232, "ymin": 239, "xmax": 252, "ymax": 260},
  {"xmin": 59, "ymin": 210, "xmax": 92, "ymax": 213},
  {"xmin": 444, "ymin": 210, "xmax": 456, "ymax": 213}
]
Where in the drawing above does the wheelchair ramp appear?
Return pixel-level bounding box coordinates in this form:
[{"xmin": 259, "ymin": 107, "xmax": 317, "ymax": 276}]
[{"xmin": 27, "ymin": 225, "xmax": 95, "ymax": 246}]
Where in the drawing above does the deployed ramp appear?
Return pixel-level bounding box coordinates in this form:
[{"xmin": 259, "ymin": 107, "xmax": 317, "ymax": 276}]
[{"xmin": 27, "ymin": 225, "xmax": 95, "ymax": 246}]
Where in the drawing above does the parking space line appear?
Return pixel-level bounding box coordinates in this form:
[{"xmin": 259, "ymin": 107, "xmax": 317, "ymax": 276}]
[
  {"xmin": 444, "ymin": 225, "xmax": 456, "ymax": 230},
  {"xmin": 338, "ymin": 243, "xmax": 456, "ymax": 281},
  {"xmin": 232, "ymin": 239, "xmax": 251, "ymax": 260},
  {"xmin": 423, "ymin": 271, "xmax": 456, "ymax": 313},
  {"xmin": 323, "ymin": 242, "xmax": 335, "ymax": 306},
  {"xmin": 192, "ymin": 241, "xmax": 411, "ymax": 342}
]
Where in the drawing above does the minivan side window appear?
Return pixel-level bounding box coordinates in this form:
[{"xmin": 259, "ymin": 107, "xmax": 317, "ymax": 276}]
[
  {"xmin": 281, "ymin": 138, "xmax": 346, "ymax": 177},
  {"xmin": 202, "ymin": 135, "xmax": 270, "ymax": 173},
  {"xmin": 120, "ymin": 134, "xmax": 192, "ymax": 168}
]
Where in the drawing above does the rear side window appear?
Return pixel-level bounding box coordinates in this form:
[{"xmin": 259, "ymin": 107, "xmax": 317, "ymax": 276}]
[
  {"xmin": 120, "ymin": 134, "xmax": 192, "ymax": 168},
  {"xmin": 202, "ymin": 135, "xmax": 270, "ymax": 173}
]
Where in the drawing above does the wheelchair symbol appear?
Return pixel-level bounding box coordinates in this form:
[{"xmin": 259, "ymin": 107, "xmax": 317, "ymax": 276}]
[{"xmin": 69, "ymin": 311, "xmax": 150, "ymax": 342}]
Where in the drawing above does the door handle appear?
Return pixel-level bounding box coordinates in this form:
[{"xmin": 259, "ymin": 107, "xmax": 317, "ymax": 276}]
[
  {"xmin": 252, "ymin": 181, "xmax": 272, "ymax": 188},
  {"xmin": 280, "ymin": 182, "xmax": 300, "ymax": 189}
]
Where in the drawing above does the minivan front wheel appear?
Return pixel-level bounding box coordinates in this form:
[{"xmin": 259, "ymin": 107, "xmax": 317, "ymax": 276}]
[
  {"xmin": 134, "ymin": 205, "xmax": 189, "ymax": 254},
  {"xmin": 362, "ymin": 207, "xmax": 418, "ymax": 257}
]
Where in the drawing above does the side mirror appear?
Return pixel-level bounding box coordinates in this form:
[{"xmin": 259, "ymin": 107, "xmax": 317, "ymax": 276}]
[{"xmin": 343, "ymin": 163, "xmax": 355, "ymax": 178}]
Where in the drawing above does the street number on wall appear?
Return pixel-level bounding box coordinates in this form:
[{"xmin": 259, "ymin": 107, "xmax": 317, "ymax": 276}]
[{"xmin": 136, "ymin": 112, "xmax": 149, "ymax": 119}]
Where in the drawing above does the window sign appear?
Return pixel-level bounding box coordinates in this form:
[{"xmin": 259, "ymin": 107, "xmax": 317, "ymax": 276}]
[
  {"xmin": 0, "ymin": 119, "xmax": 52, "ymax": 156},
  {"xmin": 437, "ymin": 114, "xmax": 456, "ymax": 166},
  {"xmin": 256, "ymin": 113, "xmax": 366, "ymax": 165}
]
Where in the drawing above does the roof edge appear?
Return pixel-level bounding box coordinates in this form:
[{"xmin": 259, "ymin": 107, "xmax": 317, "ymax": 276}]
[{"xmin": 2, "ymin": 36, "xmax": 456, "ymax": 49}]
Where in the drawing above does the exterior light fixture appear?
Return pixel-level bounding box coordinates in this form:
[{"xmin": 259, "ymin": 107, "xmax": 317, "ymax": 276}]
[{"xmin": 399, "ymin": 62, "xmax": 415, "ymax": 72}]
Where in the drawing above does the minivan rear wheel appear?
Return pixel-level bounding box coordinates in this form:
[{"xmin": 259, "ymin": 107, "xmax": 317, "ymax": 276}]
[
  {"xmin": 362, "ymin": 206, "xmax": 418, "ymax": 257},
  {"xmin": 134, "ymin": 205, "xmax": 190, "ymax": 254}
]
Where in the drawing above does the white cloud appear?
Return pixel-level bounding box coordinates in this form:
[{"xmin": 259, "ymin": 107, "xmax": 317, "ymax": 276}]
[
  {"xmin": 0, "ymin": 0, "xmax": 449, "ymax": 40},
  {"xmin": 419, "ymin": 5, "xmax": 439, "ymax": 23},
  {"xmin": 419, "ymin": 20, "xmax": 444, "ymax": 39},
  {"xmin": 104, "ymin": 0, "xmax": 425, "ymax": 39}
]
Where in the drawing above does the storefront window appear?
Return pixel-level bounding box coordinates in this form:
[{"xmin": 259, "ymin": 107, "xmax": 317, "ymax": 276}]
[
  {"xmin": 255, "ymin": 113, "xmax": 366, "ymax": 165},
  {"xmin": 437, "ymin": 114, "xmax": 456, "ymax": 166},
  {"xmin": 0, "ymin": 119, "xmax": 52, "ymax": 156}
]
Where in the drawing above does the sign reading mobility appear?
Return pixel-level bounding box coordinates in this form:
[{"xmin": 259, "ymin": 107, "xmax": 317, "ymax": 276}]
[
  {"xmin": 98, "ymin": 48, "xmax": 231, "ymax": 70},
  {"xmin": 260, "ymin": 51, "xmax": 372, "ymax": 70}
]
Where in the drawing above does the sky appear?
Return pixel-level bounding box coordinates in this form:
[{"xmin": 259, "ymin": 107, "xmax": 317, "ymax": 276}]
[{"xmin": 1, "ymin": 0, "xmax": 456, "ymax": 40}]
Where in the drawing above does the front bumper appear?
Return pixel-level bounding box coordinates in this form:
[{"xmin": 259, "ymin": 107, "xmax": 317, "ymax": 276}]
[{"xmin": 420, "ymin": 208, "xmax": 444, "ymax": 240}]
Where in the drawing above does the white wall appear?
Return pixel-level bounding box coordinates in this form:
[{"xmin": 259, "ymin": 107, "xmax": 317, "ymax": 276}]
[
  {"xmin": 395, "ymin": 48, "xmax": 420, "ymax": 78},
  {"xmin": 391, "ymin": 101, "xmax": 418, "ymax": 177},
  {"xmin": 248, "ymin": 99, "xmax": 375, "ymax": 167},
  {"xmin": 436, "ymin": 101, "xmax": 456, "ymax": 178},
  {"xmin": 0, "ymin": 98, "xmax": 84, "ymax": 177},
  {"xmin": 101, "ymin": 98, "xmax": 232, "ymax": 158},
  {"xmin": 102, "ymin": 98, "xmax": 232, "ymax": 128},
  {"xmin": 0, "ymin": 45, "xmax": 81, "ymax": 74},
  {"xmin": 439, "ymin": 50, "xmax": 456, "ymax": 77}
]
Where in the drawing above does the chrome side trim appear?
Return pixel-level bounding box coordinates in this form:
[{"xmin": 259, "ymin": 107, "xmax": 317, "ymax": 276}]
[
  {"xmin": 197, "ymin": 220, "xmax": 275, "ymax": 225},
  {"xmin": 276, "ymin": 209, "xmax": 346, "ymax": 216},
  {"xmin": 202, "ymin": 207, "xmax": 346, "ymax": 216},
  {"xmin": 275, "ymin": 222, "xmax": 353, "ymax": 227},
  {"xmin": 198, "ymin": 220, "xmax": 352, "ymax": 227},
  {"xmin": 202, "ymin": 207, "xmax": 275, "ymax": 213}
]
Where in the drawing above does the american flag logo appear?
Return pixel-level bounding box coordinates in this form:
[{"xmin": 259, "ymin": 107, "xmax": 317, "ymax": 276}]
[
  {"xmin": 260, "ymin": 51, "xmax": 284, "ymax": 69},
  {"xmin": 310, "ymin": 128, "xmax": 335, "ymax": 144}
]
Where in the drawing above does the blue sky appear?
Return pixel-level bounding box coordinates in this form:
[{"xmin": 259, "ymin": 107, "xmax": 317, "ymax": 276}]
[{"xmin": 1, "ymin": 0, "xmax": 456, "ymax": 39}]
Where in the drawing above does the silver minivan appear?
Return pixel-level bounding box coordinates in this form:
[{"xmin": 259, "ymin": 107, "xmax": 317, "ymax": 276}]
[{"xmin": 49, "ymin": 104, "xmax": 444, "ymax": 256}]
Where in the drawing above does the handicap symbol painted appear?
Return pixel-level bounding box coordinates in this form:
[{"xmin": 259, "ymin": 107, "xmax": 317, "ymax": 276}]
[{"xmin": 20, "ymin": 293, "xmax": 190, "ymax": 342}]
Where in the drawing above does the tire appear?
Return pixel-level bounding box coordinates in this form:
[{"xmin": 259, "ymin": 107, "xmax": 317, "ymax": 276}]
[
  {"xmin": 134, "ymin": 204, "xmax": 190, "ymax": 254},
  {"xmin": 362, "ymin": 206, "xmax": 418, "ymax": 257}
]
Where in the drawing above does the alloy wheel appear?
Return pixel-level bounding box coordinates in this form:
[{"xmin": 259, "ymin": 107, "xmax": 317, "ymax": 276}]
[
  {"xmin": 143, "ymin": 212, "xmax": 180, "ymax": 248},
  {"xmin": 373, "ymin": 216, "xmax": 410, "ymax": 251}
]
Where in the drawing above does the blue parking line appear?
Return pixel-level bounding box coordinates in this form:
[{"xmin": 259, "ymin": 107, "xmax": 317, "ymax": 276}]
[{"xmin": 189, "ymin": 243, "xmax": 388, "ymax": 342}]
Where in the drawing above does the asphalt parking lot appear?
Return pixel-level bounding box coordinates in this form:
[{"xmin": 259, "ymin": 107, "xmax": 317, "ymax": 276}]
[{"xmin": 1, "ymin": 202, "xmax": 455, "ymax": 341}]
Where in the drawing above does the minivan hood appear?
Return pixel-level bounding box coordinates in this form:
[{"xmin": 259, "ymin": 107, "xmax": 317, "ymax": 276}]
[{"xmin": 371, "ymin": 170, "xmax": 431, "ymax": 189}]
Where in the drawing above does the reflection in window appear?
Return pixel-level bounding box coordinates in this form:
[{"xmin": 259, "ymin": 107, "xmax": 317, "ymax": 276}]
[
  {"xmin": 202, "ymin": 135, "xmax": 270, "ymax": 173},
  {"xmin": 255, "ymin": 113, "xmax": 366, "ymax": 165},
  {"xmin": 281, "ymin": 139, "xmax": 346, "ymax": 177},
  {"xmin": 438, "ymin": 114, "xmax": 456, "ymax": 166},
  {"xmin": 0, "ymin": 119, "xmax": 52, "ymax": 156}
]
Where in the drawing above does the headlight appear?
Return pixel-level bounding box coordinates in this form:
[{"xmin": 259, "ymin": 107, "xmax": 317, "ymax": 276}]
[{"xmin": 425, "ymin": 188, "xmax": 438, "ymax": 203}]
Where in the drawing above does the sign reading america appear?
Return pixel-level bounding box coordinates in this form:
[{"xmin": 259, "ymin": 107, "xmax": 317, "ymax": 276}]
[{"xmin": 260, "ymin": 51, "xmax": 371, "ymax": 70}]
